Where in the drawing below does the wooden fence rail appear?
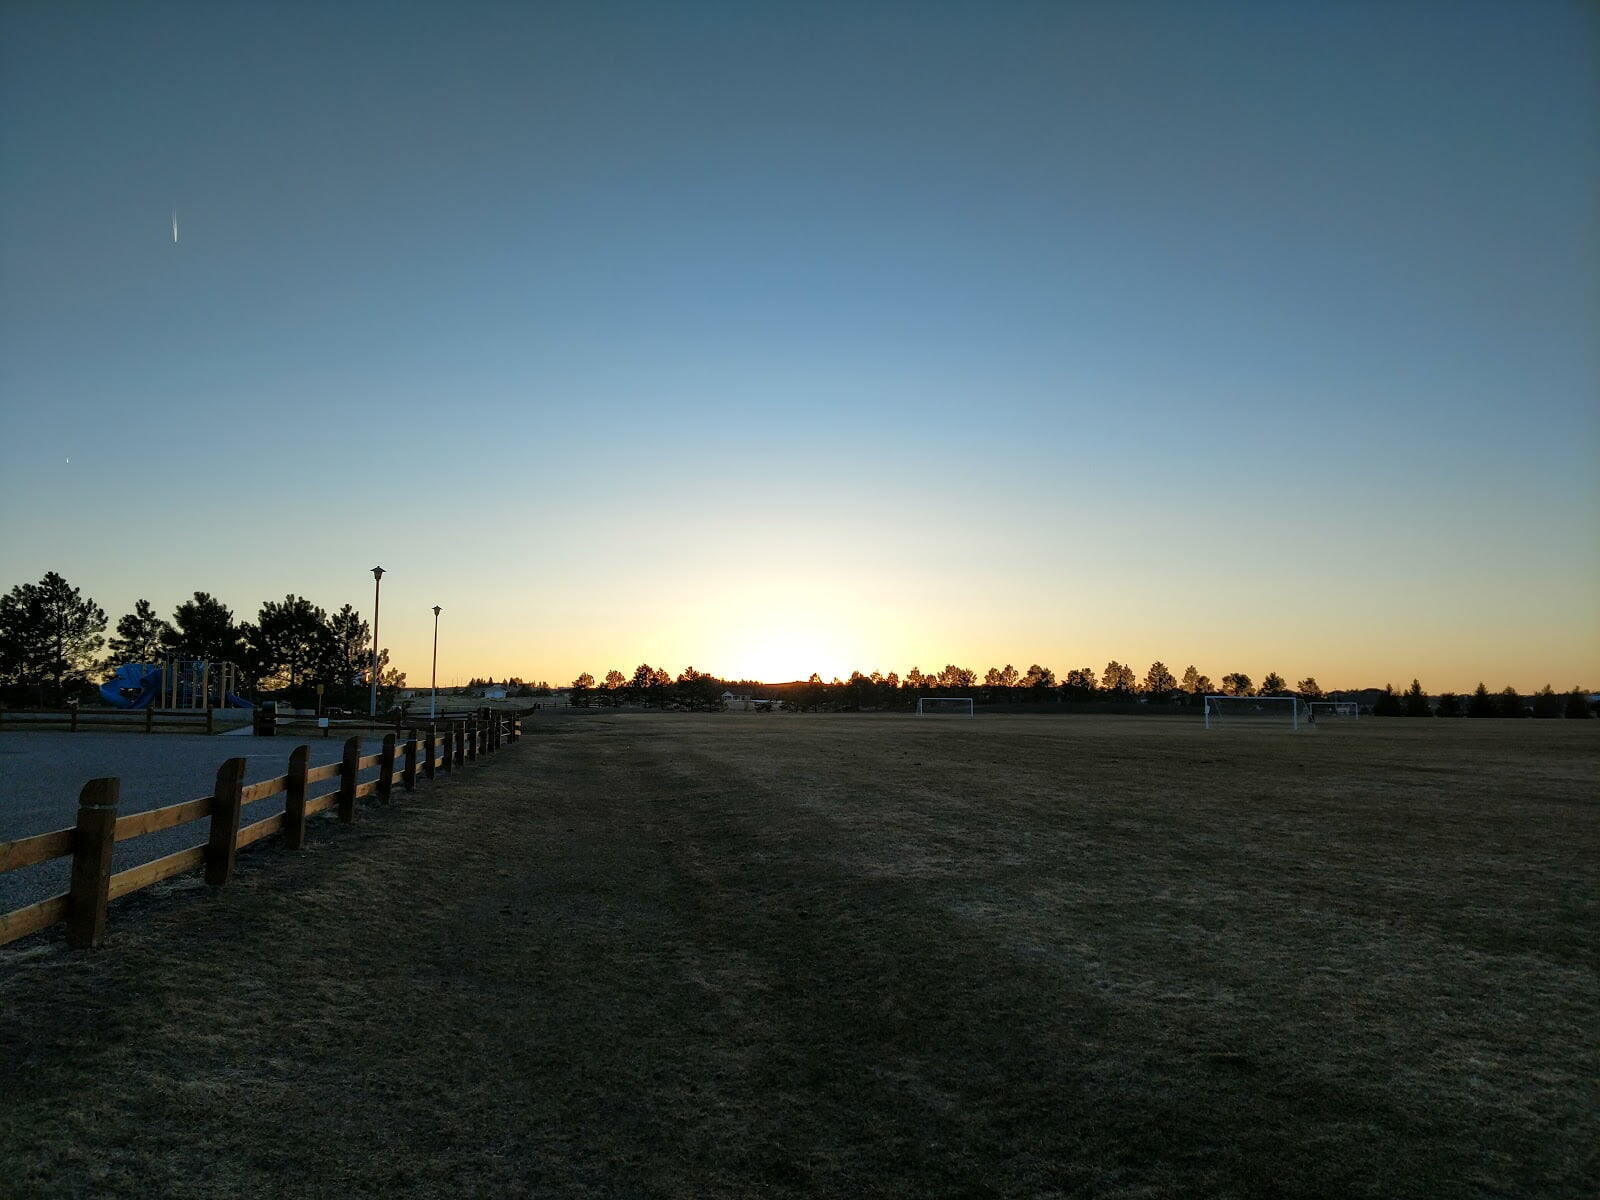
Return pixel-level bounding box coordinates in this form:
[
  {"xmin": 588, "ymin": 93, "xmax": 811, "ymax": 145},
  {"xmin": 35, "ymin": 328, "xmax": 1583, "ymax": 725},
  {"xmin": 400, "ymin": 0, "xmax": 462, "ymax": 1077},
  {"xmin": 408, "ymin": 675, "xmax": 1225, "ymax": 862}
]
[
  {"xmin": 0, "ymin": 707, "xmax": 228, "ymax": 734},
  {"xmin": 0, "ymin": 716, "xmax": 522, "ymax": 949}
]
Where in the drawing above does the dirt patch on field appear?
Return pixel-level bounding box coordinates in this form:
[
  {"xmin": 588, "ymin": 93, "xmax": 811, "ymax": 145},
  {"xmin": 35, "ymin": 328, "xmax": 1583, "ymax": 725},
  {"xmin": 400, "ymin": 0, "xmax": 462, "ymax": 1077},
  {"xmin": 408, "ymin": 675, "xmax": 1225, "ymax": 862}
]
[{"xmin": 0, "ymin": 715, "xmax": 1595, "ymax": 1198}]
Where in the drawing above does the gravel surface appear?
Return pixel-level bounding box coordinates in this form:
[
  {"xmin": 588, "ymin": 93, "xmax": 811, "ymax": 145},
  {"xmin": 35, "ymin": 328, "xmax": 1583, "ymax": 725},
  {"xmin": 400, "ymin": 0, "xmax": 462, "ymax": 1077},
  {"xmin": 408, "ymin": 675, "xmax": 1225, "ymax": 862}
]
[{"xmin": 0, "ymin": 731, "xmax": 390, "ymax": 913}]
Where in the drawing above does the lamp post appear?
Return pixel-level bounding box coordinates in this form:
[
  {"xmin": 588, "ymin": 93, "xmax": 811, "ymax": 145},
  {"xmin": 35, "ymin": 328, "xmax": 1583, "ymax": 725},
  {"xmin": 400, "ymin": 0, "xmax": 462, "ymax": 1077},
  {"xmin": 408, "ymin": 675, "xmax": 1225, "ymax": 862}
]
[
  {"xmin": 369, "ymin": 566, "xmax": 385, "ymax": 717},
  {"xmin": 430, "ymin": 606, "xmax": 441, "ymax": 719}
]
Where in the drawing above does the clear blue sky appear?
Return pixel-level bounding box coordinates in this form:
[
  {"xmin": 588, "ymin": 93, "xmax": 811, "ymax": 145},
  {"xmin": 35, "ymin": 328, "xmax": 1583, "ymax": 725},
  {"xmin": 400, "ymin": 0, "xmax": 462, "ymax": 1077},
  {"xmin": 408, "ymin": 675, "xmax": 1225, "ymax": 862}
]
[{"xmin": 2, "ymin": 0, "xmax": 1595, "ymax": 689}]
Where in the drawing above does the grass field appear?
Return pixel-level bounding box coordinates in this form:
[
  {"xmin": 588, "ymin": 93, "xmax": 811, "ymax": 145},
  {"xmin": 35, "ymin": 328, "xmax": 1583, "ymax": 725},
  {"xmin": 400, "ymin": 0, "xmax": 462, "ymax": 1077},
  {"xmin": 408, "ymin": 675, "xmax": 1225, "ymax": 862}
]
[{"xmin": 0, "ymin": 713, "xmax": 1594, "ymax": 1198}]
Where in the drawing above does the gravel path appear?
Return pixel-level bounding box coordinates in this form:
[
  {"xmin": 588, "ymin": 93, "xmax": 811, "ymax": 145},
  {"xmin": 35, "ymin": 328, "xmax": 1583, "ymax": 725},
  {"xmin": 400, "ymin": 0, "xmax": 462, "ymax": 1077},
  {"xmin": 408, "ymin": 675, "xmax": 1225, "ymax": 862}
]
[{"xmin": 0, "ymin": 731, "xmax": 389, "ymax": 914}]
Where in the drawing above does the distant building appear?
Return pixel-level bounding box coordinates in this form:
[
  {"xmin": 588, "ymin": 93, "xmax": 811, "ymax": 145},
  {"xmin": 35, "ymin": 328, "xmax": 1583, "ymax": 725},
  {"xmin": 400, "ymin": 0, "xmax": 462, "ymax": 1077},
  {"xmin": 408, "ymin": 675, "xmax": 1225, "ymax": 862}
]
[
  {"xmin": 481, "ymin": 685, "xmax": 508, "ymax": 701},
  {"xmin": 721, "ymin": 691, "xmax": 781, "ymax": 712}
]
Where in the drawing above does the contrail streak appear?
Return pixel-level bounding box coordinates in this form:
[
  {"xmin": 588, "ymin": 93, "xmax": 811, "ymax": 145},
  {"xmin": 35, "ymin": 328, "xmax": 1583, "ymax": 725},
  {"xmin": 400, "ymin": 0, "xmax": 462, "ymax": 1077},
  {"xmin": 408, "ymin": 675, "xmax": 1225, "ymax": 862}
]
[{"xmin": 172, "ymin": 209, "xmax": 179, "ymax": 244}]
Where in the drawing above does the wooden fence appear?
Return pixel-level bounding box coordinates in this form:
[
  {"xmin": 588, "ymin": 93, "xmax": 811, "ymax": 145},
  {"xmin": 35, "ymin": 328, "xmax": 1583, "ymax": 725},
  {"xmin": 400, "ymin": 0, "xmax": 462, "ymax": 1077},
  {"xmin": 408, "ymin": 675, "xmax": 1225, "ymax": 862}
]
[
  {"xmin": 0, "ymin": 707, "xmax": 232, "ymax": 734},
  {"xmin": 0, "ymin": 714, "xmax": 520, "ymax": 950}
]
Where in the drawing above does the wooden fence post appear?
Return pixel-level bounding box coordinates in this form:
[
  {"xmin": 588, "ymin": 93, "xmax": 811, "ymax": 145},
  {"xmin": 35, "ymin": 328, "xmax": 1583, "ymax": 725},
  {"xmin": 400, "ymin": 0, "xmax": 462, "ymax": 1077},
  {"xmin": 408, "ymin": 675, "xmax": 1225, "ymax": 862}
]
[
  {"xmin": 338, "ymin": 736, "xmax": 360, "ymax": 823},
  {"xmin": 285, "ymin": 744, "xmax": 309, "ymax": 850},
  {"xmin": 146, "ymin": 705, "xmax": 155, "ymax": 733},
  {"xmin": 70, "ymin": 705, "xmax": 79, "ymax": 733},
  {"xmin": 424, "ymin": 727, "xmax": 437, "ymax": 780},
  {"xmin": 205, "ymin": 707, "xmax": 215, "ymax": 736},
  {"xmin": 468, "ymin": 719, "xmax": 479, "ymax": 762},
  {"xmin": 66, "ymin": 777, "xmax": 120, "ymax": 948},
  {"xmin": 379, "ymin": 733, "xmax": 396, "ymax": 803},
  {"xmin": 204, "ymin": 757, "xmax": 247, "ymax": 886},
  {"xmin": 403, "ymin": 732, "xmax": 418, "ymax": 792},
  {"xmin": 454, "ymin": 722, "xmax": 465, "ymax": 768}
]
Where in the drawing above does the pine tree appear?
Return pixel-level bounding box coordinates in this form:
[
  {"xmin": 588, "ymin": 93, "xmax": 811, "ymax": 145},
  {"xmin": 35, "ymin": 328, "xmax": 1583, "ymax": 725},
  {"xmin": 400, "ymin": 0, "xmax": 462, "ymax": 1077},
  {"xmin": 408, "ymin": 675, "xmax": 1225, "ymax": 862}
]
[
  {"xmin": 1373, "ymin": 684, "xmax": 1403, "ymax": 716},
  {"xmin": 1403, "ymin": 679, "xmax": 1432, "ymax": 717},
  {"xmin": 0, "ymin": 572, "xmax": 107, "ymax": 702},
  {"xmin": 1467, "ymin": 682, "xmax": 1497, "ymax": 717},
  {"xmin": 1497, "ymin": 686, "xmax": 1527, "ymax": 718},
  {"xmin": 106, "ymin": 599, "xmax": 173, "ymax": 665}
]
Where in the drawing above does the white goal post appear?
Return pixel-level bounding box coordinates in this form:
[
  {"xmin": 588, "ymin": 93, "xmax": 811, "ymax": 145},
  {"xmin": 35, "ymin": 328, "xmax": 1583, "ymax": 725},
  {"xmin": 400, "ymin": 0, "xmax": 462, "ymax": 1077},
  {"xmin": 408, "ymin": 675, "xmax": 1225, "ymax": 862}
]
[
  {"xmin": 1308, "ymin": 701, "xmax": 1359, "ymax": 719},
  {"xmin": 916, "ymin": 697, "xmax": 974, "ymax": 716},
  {"xmin": 1203, "ymin": 695, "xmax": 1307, "ymax": 731}
]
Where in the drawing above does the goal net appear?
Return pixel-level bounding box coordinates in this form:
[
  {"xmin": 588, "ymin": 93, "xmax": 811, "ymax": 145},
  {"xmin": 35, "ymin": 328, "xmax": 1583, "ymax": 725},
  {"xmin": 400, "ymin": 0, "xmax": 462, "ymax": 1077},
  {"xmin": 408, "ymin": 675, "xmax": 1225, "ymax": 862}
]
[
  {"xmin": 917, "ymin": 697, "xmax": 974, "ymax": 716},
  {"xmin": 1308, "ymin": 701, "xmax": 1359, "ymax": 719},
  {"xmin": 1203, "ymin": 695, "xmax": 1306, "ymax": 731}
]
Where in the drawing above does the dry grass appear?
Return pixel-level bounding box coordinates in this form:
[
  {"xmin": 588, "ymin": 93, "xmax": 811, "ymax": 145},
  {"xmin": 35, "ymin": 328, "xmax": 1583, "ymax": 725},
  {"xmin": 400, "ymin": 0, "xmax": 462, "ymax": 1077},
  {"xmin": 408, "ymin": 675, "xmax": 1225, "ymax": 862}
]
[{"xmin": 0, "ymin": 713, "xmax": 1595, "ymax": 1198}]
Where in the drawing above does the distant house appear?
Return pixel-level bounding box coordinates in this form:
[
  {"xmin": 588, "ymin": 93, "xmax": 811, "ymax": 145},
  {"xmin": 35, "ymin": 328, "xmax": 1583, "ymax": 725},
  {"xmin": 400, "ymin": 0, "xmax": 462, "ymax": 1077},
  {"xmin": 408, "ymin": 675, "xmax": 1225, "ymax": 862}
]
[
  {"xmin": 721, "ymin": 691, "xmax": 780, "ymax": 712},
  {"xmin": 481, "ymin": 685, "xmax": 508, "ymax": 701}
]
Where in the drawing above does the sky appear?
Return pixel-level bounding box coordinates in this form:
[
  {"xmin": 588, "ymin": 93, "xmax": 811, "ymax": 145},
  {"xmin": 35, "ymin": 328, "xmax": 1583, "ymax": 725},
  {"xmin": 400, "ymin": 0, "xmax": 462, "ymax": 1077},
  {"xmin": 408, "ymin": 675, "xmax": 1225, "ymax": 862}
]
[{"xmin": 1, "ymin": 0, "xmax": 1596, "ymax": 692}]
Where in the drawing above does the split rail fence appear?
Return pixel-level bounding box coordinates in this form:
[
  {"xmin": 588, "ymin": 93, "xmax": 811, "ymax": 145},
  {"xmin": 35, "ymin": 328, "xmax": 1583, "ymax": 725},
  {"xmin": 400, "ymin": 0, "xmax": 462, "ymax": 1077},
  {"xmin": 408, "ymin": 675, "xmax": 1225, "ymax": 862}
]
[
  {"xmin": 0, "ymin": 715, "xmax": 521, "ymax": 950},
  {"xmin": 0, "ymin": 707, "xmax": 229, "ymax": 734}
]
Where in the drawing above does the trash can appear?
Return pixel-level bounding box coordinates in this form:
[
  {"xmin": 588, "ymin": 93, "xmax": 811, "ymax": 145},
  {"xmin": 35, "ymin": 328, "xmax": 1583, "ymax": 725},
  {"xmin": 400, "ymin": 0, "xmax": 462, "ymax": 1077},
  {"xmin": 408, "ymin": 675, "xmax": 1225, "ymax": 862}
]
[{"xmin": 252, "ymin": 701, "xmax": 278, "ymax": 737}]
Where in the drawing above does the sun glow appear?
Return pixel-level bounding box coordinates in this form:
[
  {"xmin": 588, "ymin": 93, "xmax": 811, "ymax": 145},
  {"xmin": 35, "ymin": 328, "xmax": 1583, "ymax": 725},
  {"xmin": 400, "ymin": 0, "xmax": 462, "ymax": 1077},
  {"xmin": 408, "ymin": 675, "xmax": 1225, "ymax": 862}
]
[{"xmin": 706, "ymin": 623, "xmax": 854, "ymax": 684}]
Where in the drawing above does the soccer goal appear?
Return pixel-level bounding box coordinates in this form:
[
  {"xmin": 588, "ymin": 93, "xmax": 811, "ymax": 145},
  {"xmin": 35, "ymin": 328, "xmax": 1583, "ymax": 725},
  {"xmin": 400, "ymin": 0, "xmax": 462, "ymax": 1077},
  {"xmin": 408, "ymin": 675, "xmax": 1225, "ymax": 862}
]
[
  {"xmin": 1308, "ymin": 701, "xmax": 1359, "ymax": 720},
  {"xmin": 1203, "ymin": 695, "xmax": 1307, "ymax": 731},
  {"xmin": 917, "ymin": 697, "xmax": 974, "ymax": 716}
]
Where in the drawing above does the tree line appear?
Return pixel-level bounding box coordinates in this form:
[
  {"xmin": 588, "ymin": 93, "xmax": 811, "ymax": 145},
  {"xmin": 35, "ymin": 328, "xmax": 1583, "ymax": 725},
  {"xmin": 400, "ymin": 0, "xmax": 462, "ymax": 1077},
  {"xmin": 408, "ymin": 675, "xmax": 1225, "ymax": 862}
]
[
  {"xmin": 568, "ymin": 665, "xmax": 729, "ymax": 711},
  {"xmin": 1370, "ymin": 679, "xmax": 1592, "ymax": 719},
  {"xmin": 565, "ymin": 660, "xmax": 1593, "ymax": 718},
  {"xmin": 0, "ymin": 571, "xmax": 404, "ymax": 708}
]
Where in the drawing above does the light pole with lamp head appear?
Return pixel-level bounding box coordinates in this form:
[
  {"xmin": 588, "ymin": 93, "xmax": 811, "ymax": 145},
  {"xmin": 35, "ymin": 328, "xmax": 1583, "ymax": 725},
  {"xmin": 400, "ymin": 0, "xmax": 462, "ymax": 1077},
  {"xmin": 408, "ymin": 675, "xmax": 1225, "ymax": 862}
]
[
  {"xmin": 369, "ymin": 566, "xmax": 385, "ymax": 717},
  {"xmin": 430, "ymin": 605, "xmax": 441, "ymax": 719}
]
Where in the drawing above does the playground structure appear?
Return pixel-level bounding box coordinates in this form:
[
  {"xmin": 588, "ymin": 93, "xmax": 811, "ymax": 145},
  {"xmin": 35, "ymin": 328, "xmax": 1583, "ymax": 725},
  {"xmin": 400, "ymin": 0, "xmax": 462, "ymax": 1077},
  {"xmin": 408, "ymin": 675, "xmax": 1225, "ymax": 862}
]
[{"xmin": 99, "ymin": 661, "xmax": 252, "ymax": 710}]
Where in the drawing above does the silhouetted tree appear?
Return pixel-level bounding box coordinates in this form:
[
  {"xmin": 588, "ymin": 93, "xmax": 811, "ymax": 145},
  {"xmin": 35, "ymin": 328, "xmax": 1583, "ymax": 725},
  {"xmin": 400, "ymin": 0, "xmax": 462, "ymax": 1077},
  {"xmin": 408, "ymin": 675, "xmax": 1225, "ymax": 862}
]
[
  {"xmin": 106, "ymin": 599, "xmax": 173, "ymax": 665},
  {"xmin": 1497, "ymin": 686, "xmax": 1527, "ymax": 718},
  {"xmin": 1022, "ymin": 664, "xmax": 1056, "ymax": 694},
  {"xmin": 1565, "ymin": 687, "xmax": 1594, "ymax": 719},
  {"xmin": 1144, "ymin": 661, "xmax": 1177, "ymax": 697},
  {"xmin": 602, "ymin": 669, "xmax": 626, "ymax": 706},
  {"xmin": 1435, "ymin": 692, "xmax": 1463, "ymax": 718},
  {"xmin": 1220, "ymin": 673, "xmax": 1253, "ymax": 696},
  {"xmin": 0, "ymin": 572, "xmax": 107, "ymax": 703},
  {"xmin": 1467, "ymin": 682, "xmax": 1497, "ymax": 717},
  {"xmin": 247, "ymin": 595, "xmax": 331, "ymax": 689},
  {"xmin": 1403, "ymin": 679, "xmax": 1431, "ymax": 717},
  {"xmin": 1531, "ymin": 685, "xmax": 1563, "ymax": 719},
  {"xmin": 1101, "ymin": 661, "xmax": 1136, "ymax": 695},
  {"xmin": 570, "ymin": 672, "xmax": 595, "ymax": 706},
  {"xmin": 163, "ymin": 592, "xmax": 246, "ymax": 663},
  {"xmin": 1062, "ymin": 668, "xmax": 1097, "ymax": 701},
  {"xmin": 1260, "ymin": 672, "xmax": 1287, "ymax": 695},
  {"xmin": 1295, "ymin": 676, "xmax": 1323, "ymax": 699},
  {"xmin": 1373, "ymin": 683, "xmax": 1403, "ymax": 716},
  {"xmin": 320, "ymin": 604, "xmax": 371, "ymax": 686},
  {"xmin": 1180, "ymin": 665, "xmax": 1202, "ymax": 694}
]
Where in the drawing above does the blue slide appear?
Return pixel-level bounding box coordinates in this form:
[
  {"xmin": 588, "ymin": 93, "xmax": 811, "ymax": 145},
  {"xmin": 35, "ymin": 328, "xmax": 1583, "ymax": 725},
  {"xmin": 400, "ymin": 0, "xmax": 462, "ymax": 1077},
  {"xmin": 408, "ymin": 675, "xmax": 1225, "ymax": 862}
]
[
  {"xmin": 99, "ymin": 663, "xmax": 163, "ymax": 709},
  {"xmin": 99, "ymin": 664, "xmax": 255, "ymax": 709}
]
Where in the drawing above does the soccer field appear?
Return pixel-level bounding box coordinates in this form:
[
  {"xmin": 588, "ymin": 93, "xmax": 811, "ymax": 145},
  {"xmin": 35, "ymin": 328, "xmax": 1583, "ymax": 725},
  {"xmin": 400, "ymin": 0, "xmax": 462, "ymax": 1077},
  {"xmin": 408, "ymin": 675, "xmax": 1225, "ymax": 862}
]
[{"xmin": 1, "ymin": 712, "xmax": 1595, "ymax": 1198}]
